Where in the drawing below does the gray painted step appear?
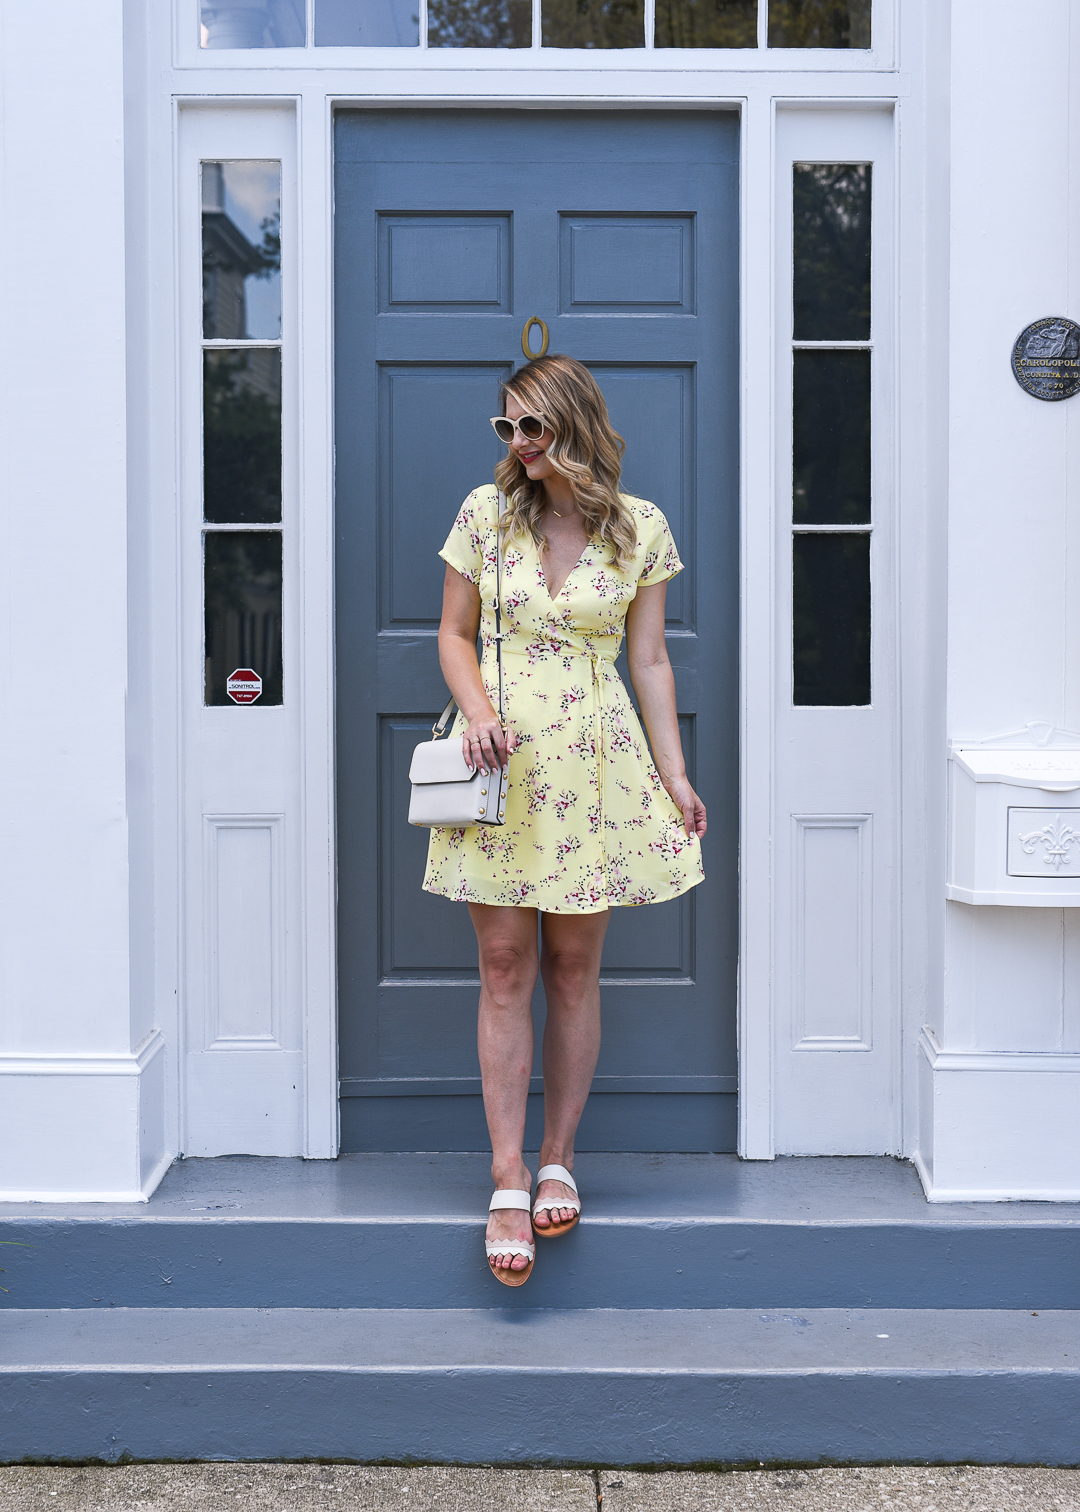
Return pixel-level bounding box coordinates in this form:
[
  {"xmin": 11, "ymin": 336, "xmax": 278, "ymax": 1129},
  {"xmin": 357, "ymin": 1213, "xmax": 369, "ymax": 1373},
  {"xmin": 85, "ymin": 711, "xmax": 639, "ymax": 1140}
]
[
  {"xmin": 3, "ymin": 1307, "xmax": 1079, "ymax": 1465},
  {"xmin": 2, "ymin": 1154, "xmax": 1079, "ymax": 1311}
]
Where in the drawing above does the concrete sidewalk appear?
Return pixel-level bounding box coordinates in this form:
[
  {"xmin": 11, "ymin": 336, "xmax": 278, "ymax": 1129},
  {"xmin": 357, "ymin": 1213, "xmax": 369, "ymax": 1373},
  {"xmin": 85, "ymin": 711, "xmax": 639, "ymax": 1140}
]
[{"xmin": 1, "ymin": 1466, "xmax": 1079, "ymax": 1511}]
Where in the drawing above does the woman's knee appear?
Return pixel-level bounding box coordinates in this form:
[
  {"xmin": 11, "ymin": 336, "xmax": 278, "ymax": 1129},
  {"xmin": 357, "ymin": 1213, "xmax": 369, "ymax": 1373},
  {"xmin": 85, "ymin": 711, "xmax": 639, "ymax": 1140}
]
[
  {"xmin": 542, "ymin": 946, "xmax": 600, "ymax": 999},
  {"xmin": 480, "ymin": 941, "xmax": 537, "ymax": 1002}
]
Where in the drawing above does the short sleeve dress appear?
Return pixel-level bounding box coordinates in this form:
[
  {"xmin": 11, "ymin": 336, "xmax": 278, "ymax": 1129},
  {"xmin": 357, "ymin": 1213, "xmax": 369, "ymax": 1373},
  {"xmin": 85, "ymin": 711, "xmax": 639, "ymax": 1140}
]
[{"xmin": 423, "ymin": 484, "xmax": 705, "ymax": 915}]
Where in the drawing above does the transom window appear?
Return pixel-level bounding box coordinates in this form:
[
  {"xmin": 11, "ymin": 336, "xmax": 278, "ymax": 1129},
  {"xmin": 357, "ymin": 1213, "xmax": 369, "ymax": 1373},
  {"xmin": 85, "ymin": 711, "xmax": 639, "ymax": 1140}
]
[{"xmin": 199, "ymin": 0, "xmax": 870, "ymax": 49}]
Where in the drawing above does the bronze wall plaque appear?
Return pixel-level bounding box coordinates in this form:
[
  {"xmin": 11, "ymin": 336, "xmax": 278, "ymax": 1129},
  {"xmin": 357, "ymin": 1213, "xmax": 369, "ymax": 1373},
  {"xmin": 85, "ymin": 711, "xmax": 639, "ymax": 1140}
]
[{"xmin": 1012, "ymin": 316, "xmax": 1080, "ymax": 400}]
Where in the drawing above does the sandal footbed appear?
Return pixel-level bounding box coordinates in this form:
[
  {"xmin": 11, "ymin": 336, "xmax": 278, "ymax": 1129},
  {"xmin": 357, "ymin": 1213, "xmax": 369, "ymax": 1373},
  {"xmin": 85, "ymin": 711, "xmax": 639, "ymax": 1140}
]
[
  {"xmin": 532, "ymin": 1210, "xmax": 580, "ymax": 1239},
  {"xmin": 489, "ymin": 1257, "xmax": 534, "ymax": 1286}
]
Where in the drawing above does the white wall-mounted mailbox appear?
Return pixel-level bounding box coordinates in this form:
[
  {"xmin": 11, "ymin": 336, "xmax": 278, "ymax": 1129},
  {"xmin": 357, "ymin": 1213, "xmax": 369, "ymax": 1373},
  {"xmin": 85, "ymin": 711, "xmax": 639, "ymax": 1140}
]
[{"xmin": 948, "ymin": 741, "xmax": 1080, "ymax": 905}]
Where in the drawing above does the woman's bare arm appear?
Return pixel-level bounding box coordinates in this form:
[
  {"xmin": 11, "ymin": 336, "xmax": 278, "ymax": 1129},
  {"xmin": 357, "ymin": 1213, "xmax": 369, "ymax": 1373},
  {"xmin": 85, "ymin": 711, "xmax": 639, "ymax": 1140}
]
[
  {"xmin": 438, "ymin": 563, "xmax": 517, "ymax": 776},
  {"xmin": 624, "ymin": 581, "xmax": 706, "ymax": 838}
]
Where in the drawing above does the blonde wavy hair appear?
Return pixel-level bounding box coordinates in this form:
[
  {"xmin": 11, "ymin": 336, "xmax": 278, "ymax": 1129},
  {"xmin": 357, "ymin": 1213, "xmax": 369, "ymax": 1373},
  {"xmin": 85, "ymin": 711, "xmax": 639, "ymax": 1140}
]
[{"xmin": 493, "ymin": 354, "xmax": 637, "ymax": 572}]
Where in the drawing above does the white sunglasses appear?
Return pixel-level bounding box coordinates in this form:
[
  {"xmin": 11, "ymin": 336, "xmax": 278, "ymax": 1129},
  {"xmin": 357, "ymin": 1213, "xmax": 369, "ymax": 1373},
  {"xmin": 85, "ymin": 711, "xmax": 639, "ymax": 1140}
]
[{"xmin": 489, "ymin": 410, "xmax": 552, "ymax": 444}]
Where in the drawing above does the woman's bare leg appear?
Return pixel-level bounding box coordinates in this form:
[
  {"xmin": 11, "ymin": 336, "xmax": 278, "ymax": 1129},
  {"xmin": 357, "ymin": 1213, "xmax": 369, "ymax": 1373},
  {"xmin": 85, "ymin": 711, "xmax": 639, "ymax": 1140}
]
[
  {"xmin": 533, "ymin": 909, "xmax": 610, "ymax": 1230},
  {"xmin": 469, "ymin": 902, "xmax": 540, "ymax": 1272}
]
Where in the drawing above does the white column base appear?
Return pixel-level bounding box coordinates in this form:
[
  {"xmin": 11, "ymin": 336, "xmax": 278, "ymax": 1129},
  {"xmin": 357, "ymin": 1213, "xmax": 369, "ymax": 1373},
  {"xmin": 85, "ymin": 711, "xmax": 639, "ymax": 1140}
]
[
  {"xmin": 0, "ymin": 1030, "xmax": 170, "ymax": 1202},
  {"xmin": 915, "ymin": 1027, "xmax": 1080, "ymax": 1202}
]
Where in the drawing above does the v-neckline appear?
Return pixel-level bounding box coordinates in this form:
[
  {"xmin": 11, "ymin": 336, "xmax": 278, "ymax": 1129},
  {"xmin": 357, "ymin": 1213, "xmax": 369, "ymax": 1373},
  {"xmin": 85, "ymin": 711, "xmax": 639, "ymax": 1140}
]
[{"xmin": 540, "ymin": 537, "xmax": 593, "ymax": 603}]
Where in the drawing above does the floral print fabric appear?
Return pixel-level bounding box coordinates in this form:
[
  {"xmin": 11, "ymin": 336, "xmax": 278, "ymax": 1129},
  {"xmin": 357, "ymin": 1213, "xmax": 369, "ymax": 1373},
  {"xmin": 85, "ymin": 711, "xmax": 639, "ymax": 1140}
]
[{"xmin": 423, "ymin": 484, "xmax": 705, "ymax": 915}]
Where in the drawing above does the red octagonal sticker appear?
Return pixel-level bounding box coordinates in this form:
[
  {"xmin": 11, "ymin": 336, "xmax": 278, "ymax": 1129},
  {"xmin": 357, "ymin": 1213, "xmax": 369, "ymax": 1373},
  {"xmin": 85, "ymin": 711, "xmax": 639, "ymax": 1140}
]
[{"xmin": 226, "ymin": 668, "xmax": 263, "ymax": 704}]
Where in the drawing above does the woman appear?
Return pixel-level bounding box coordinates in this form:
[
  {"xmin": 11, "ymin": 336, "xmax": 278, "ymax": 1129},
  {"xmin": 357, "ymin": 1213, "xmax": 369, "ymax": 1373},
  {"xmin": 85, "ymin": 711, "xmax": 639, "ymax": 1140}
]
[{"xmin": 425, "ymin": 354, "xmax": 706, "ymax": 1286}]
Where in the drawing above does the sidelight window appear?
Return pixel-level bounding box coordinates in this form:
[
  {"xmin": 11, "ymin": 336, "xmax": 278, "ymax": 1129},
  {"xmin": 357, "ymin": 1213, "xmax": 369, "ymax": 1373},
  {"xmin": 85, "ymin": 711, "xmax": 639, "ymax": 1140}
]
[
  {"xmin": 201, "ymin": 160, "xmax": 284, "ymax": 706},
  {"xmin": 790, "ymin": 162, "xmax": 872, "ymax": 706},
  {"xmin": 198, "ymin": 0, "xmax": 871, "ymax": 49}
]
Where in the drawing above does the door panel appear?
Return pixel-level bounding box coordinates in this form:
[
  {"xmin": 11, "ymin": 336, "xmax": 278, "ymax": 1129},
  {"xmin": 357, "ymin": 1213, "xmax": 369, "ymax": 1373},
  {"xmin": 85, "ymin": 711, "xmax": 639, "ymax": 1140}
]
[{"xmin": 335, "ymin": 109, "xmax": 739, "ymax": 1151}]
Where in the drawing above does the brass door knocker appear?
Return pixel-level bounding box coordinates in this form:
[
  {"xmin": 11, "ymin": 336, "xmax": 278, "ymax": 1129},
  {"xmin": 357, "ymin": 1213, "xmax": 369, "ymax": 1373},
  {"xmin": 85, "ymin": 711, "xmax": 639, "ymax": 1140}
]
[{"xmin": 521, "ymin": 316, "xmax": 549, "ymax": 359}]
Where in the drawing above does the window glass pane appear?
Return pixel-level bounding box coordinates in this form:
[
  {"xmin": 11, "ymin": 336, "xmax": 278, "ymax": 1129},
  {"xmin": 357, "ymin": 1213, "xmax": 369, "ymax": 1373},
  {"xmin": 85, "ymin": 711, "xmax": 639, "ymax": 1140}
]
[
  {"xmin": 793, "ymin": 532, "xmax": 870, "ymax": 706},
  {"xmin": 768, "ymin": 0, "xmax": 870, "ymax": 47},
  {"xmin": 205, "ymin": 532, "xmax": 283, "ymax": 706},
  {"xmin": 655, "ymin": 0, "xmax": 756, "ymax": 47},
  {"xmin": 316, "ymin": 0, "xmax": 420, "ymax": 44},
  {"xmin": 793, "ymin": 164, "xmax": 871, "ymax": 341},
  {"xmin": 203, "ymin": 162, "xmax": 281, "ymax": 341},
  {"xmin": 543, "ymin": 0, "xmax": 644, "ymax": 48},
  {"xmin": 204, "ymin": 349, "xmax": 282, "ymax": 524},
  {"xmin": 428, "ymin": 0, "xmax": 531, "ymax": 46},
  {"xmin": 793, "ymin": 349, "xmax": 870, "ymax": 524},
  {"xmin": 201, "ymin": 0, "xmax": 305, "ymax": 46}
]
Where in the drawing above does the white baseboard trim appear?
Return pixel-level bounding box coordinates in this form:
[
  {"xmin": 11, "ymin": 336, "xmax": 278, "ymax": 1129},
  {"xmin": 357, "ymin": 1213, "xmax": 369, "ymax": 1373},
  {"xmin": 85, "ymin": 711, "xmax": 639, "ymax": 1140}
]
[
  {"xmin": 0, "ymin": 1029, "xmax": 164, "ymax": 1080},
  {"xmin": 918, "ymin": 1026, "xmax": 1080, "ymax": 1076}
]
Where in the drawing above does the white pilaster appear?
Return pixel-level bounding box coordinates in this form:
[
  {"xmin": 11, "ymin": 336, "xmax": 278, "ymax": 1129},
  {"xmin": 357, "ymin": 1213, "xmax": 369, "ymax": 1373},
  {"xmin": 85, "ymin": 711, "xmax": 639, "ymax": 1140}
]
[
  {"xmin": 0, "ymin": 0, "xmax": 165, "ymax": 1199},
  {"xmin": 918, "ymin": 0, "xmax": 1080, "ymax": 1200}
]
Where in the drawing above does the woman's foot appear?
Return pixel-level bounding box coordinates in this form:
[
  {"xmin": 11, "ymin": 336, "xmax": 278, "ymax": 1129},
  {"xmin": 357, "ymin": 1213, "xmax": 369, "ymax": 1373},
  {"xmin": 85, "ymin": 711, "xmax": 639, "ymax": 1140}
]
[
  {"xmin": 486, "ymin": 1166, "xmax": 533, "ymax": 1274},
  {"xmin": 532, "ymin": 1159, "xmax": 579, "ymax": 1233}
]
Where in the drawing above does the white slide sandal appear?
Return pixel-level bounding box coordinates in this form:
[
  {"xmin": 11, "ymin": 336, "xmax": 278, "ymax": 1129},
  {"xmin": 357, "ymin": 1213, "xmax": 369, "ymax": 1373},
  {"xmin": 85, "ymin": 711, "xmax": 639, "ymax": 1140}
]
[
  {"xmin": 531, "ymin": 1164, "xmax": 581, "ymax": 1238},
  {"xmin": 485, "ymin": 1189, "xmax": 535, "ymax": 1286}
]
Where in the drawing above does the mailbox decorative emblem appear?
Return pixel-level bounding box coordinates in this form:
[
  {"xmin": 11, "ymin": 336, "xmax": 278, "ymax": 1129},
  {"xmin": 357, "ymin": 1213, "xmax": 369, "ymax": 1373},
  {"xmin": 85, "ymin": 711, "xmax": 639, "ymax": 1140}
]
[{"xmin": 1016, "ymin": 813, "xmax": 1080, "ymax": 871}]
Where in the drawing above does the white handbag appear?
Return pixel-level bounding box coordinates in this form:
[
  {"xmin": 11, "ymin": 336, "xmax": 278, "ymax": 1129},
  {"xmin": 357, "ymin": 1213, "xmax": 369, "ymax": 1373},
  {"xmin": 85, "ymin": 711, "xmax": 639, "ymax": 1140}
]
[{"xmin": 409, "ymin": 493, "xmax": 509, "ymax": 829}]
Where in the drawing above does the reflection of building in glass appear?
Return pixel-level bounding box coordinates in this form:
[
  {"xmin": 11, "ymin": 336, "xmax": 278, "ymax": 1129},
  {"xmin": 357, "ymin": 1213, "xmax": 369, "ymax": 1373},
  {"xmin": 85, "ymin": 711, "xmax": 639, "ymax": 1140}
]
[
  {"xmin": 200, "ymin": 0, "xmax": 305, "ymax": 47},
  {"xmin": 202, "ymin": 163, "xmax": 274, "ymax": 340},
  {"xmin": 203, "ymin": 350, "xmax": 282, "ymax": 522}
]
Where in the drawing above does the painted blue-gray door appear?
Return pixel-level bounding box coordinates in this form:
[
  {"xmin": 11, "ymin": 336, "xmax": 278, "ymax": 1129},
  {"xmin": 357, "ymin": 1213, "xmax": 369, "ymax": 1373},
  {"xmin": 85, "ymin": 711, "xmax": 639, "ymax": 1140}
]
[{"xmin": 335, "ymin": 110, "xmax": 738, "ymax": 1151}]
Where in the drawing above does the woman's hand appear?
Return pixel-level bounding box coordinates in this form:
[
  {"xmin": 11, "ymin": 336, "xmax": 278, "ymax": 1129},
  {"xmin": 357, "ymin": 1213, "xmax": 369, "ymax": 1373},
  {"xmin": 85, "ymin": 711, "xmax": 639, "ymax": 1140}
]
[
  {"xmin": 663, "ymin": 774, "xmax": 707, "ymax": 839},
  {"xmin": 462, "ymin": 711, "xmax": 517, "ymax": 776}
]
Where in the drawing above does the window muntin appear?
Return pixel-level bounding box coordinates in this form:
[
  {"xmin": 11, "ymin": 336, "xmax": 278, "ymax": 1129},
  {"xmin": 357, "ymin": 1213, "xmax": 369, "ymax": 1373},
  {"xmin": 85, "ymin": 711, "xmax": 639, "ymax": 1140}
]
[
  {"xmin": 201, "ymin": 160, "xmax": 284, "ymax": 706},
  {"xmin": 791, "ymin": 161, "xmax": 872, "ymax": 706}
]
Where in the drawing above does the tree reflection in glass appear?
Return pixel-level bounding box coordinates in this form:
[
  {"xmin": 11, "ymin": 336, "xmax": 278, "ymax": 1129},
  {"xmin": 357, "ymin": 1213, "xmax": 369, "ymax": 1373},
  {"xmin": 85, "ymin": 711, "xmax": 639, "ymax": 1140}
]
[
  {"xmin": 792, "ymin": 350, "xmax": 870, "ymax": 525},
  {"xmin": 543, "ymin": 0, "xmax": 644, "ymax": 47},
  {"xmin": 204, "ymin": 350, "xmax": 282, "ymax": 524},
  {"xmin": 428, "ymin": 0, "xmax": 531, "ymax": 45},
  {"xmin": 655, "ymin": 0, "xmax": 755, "ymax": 48},
  {"xmin": 769, "ymin": 0, "xmax": 869, "ymax": 47},
  {"xmin": 793, "ymin": 533, "xmax": 870, "ymax": 706},
  {"xmin": 202, "ymin": 162, "xmax": 281, "ymax": 341},
  {"xmin": 793, "ymin": 164, "xmax": 870, "ymax": 341},
  {"xmin": 205, "ymin": 533, "xmax": 284, "ymax": 706}
]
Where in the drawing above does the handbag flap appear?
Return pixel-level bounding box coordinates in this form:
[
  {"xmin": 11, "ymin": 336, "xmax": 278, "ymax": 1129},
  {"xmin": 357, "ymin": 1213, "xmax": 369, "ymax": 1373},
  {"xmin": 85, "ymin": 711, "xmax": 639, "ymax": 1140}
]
[{"xmin": 409, "ymin": 737, "xmax": 474, "ymax": 786}]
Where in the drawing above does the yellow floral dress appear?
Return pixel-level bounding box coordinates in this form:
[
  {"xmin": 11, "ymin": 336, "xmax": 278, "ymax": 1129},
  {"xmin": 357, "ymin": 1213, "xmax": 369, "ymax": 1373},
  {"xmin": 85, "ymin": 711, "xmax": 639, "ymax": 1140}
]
[{"xmin": 423, "ymin": 484, "xmax": 705, "ymax": 915}]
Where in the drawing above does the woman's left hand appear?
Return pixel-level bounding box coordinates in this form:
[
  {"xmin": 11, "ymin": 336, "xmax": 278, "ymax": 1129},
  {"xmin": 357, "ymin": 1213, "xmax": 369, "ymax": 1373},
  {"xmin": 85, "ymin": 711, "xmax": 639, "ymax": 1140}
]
[{"xmin": 664, "ymin": 776, "xmax": 707, "ymax": 839}]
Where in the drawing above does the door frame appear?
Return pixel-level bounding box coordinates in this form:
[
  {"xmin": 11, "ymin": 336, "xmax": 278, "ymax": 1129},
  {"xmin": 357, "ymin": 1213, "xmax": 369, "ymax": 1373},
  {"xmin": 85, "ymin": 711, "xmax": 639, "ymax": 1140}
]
[{"xmin": 155, "ymin": 0, "xmax": 938, "ymax": 1164}]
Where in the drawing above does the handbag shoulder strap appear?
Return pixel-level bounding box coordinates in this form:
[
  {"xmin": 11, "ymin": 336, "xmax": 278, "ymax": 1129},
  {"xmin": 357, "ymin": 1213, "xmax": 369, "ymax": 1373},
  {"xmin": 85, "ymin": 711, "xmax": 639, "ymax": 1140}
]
[{"xmin": 433, "ymin": 487, "xmax": 505, "ymax": 738}]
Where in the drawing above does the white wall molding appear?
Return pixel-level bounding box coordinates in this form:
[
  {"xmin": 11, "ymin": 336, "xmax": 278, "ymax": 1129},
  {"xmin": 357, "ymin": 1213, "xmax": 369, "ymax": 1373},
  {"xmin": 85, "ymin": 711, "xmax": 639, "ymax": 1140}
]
[
  {"xmin": 0, "ymin": 1032, "xmax": 169, "ymax": 1203},
  {"xmin": 916, "ymin": 1027, "xmax": 1080, "ymax": 1202}
]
